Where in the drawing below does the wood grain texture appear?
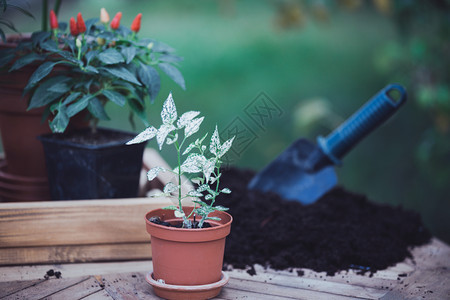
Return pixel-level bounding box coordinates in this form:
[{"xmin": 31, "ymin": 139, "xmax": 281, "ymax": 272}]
[
  {"xmin": 1, "ymin": 239, "xmax": 449, "ymax": 300},
  {"xmin": 0, "ymin": 243, "xmax": 151, "ymax": 266},
  {"xmin": 0, "ymin": 197, "xmax": 171, "ymax": 248}
]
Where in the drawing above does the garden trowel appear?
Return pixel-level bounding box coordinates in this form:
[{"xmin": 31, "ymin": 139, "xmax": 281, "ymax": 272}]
[{"xmin": 248, "ymin": 84, "xmax": 407, "ymax": 205}]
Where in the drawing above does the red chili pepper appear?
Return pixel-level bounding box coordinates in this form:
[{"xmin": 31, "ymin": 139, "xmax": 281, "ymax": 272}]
[
  {"xmin": 110, "ymin": 12, "xmax": 122, "ymax": 30},
  {"xmin": 49, "ymin": 10, "xmax": 58, "ymax": 30},
  {"xmin": 69, "ymin": 17, "xmax": 79, "ymax": 36},
  {"xmin": 131, "ymin": 13, "xmax": 142, "ymax": 33},
  {"xmin": 77, "ymin": 12, "xmax": 87, "ymax": 34}
]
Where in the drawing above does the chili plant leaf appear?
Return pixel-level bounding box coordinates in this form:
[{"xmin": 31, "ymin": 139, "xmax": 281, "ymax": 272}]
[
  {"xmin": 25, "ymin": 61, "xmax": 59, "ymax": 90},
  {"xmin": 158, "ymin": 63, "xmax": 185, "ymax": 90},
  {"xmin": 102, "ymin": 90, "xmax": 126, "ymax": 106},
  {"xmin": 88, "ymin": 97, "xmax": 110, "ymax": 120},
  {"xmin": 98, "ymin": 48, "xmax": 124, "ymax": 65}
]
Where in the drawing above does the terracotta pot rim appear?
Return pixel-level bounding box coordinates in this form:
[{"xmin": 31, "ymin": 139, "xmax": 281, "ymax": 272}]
[{"xmin": 145, "ymin": 207, "xmax": 233, "ymax": 232}]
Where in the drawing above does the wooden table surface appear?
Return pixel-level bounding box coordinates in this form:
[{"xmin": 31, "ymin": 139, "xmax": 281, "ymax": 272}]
[{"xmin": 0, "ymin": 238, "xmax": 449, "ymax": 300}]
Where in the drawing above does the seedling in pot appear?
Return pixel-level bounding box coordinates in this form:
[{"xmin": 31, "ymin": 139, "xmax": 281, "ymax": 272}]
[{"xmin": 127, "ymin": 93, "xmax": 235, "ymax": 228}]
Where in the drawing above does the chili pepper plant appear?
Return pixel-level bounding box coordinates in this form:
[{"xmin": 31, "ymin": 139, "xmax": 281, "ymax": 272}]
[
  {"xmin": 127, "ymin": 92, "xmax": 235, "ymax": 228},
  {"xmin": 0, "ymin": 8, "xmax": 185, "ymax": 133}
]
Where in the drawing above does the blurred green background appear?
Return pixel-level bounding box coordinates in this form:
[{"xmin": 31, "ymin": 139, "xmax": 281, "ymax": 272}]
[{"xmin": 3, "ymin": 0, "xmax": 450, "ymax": 243}]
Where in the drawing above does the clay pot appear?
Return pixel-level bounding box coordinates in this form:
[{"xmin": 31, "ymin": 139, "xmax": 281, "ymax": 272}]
[{"xmin": 145, "ymin": 207, "xmax": 232, "ymax": 299}]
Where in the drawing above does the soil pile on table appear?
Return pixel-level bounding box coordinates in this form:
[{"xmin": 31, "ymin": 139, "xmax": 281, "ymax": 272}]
[{"xmin": 217, "ymin": 168, "xmax": 431, "ymax": 276}]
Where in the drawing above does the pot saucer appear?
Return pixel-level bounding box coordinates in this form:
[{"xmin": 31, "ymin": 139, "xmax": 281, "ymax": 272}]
[{"xmin": 146, "ymin": 271, "xmax": 229, "ymax": 300}]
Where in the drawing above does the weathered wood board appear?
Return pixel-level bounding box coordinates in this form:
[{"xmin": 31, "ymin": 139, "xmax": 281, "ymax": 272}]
[{"xmin": 0, "ymin": 238, "xmax": 448, "ymax": 299}]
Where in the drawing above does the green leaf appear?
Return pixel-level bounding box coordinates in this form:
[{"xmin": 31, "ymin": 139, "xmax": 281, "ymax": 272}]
[
  {"xmin": 121, "ymin": 47, "xmax": 136, "ymax": 64},
  {"xmin": 127, "ymin": 98, "xmax": 149, "ymax": 126},
  {"xmin": 98, "ymin": 48, "xmax": 125, "ymax": 65},
  {"xmin": 31, "ymin": 31, "xmax": 51, "ymax": 47},
  {"xmin": 28, "ymin": 76, "xmax": 71, "ymax": 109},
  {"xmin": 85, "ymin": 66, "xmax": 99, "ymax": 73},
  {"xmin": 49, "ymin": 104, "xmax": 69, "ymax": 133},
  {"xmin": 47, "ymin": 82, "xmax": 70, "ymax": 93},
  {"xmin": 39, "ymin": 39, "xmax": 60, "ymax": 53},
  {"xmin": 102, "ymin": 66, "xmax": 142, "ymax": 86},
  {"xmin": 62, "ymin": 92, "xmax": 81, "ymax": 105},
  {"xmin": 25, "ymin": 61, "xmax": 59, "ymax": 90},
  {"xmin": 158, "ymin": 63, "xmax": 185, "ymax": 90},
  {"xmin": 57, "ymin": 50, "xmax": 80, "ymax": 64},
  {"xmin": 102, "ymin": 90, "xmax": 126, "ymax": 106},
  {"xmin": 9, "ymin": 53, "xmax": 45, "ymax": 71},
  {"xmin": 85, "ymin": 50, "xmax": 99, "ymax": 64},
  {"xmin": 138, "ymin": 64, "xmax": 161, "ymax": 101},
  {"xmin": 67, "ymin": 95, "xmax": 91, "ymax": 117},
  {"xmin": 88, "ymin": 97, "xmax": 110, "ymax": 120},
  {"xmin": 0, "ymin": 52, "xmax": 15, "ymax": 68}
]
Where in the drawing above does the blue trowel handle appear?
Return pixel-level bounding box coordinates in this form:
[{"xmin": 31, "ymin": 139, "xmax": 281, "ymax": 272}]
[{"xmin": 317, "ymin": 84, "xmax": 407, "ymax": 165}]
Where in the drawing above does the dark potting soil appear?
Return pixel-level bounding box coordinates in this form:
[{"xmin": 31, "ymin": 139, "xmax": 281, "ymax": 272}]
[
  {"xmin": 216, "ymin": 168, "xmax": 431, "ymax": 276},
  {"xmin": 149, "ymin": 216, "xmax": 212, "ymax": 229}
]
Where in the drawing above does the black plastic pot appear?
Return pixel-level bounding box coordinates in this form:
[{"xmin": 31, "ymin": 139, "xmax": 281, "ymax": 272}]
[{"xmin": 38, "ymin": 128, "xmax": 147, "ymax": 200}]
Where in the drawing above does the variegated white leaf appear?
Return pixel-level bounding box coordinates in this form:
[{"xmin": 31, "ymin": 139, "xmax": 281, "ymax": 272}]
[
  {"xmin": 218, "ymin": 136, "xmax": 235, "ymax": 158},
  {"xmin": 202, "ymin": 157, "xmax": 216, "ymax": 184},
  {"xmin": 166, "ymin": 133, "xmax": 178, "ymax": 145},
  {"xmin": 221, "ymin": 188, "xmax": 231, "ymax": 194},
  {"xmin": 161, "ymin": 92, "xmax": 177, "ymax": 125},
  {"xmin": 196, "ymin": 184, "xmax": 209, "ymax": 192},
  {"xmin": 188, "ymin": 190, "xmax": 203, "ymax": 197},
  {"xmin": 177, "ymin": 111, "xmax": 200, "ymax": 129},
  {"xmin": 180, "ymin": 153, "xmax": 206, "ymax": 173},
  {"xmin": 147, "ymin": 167, "xmax": 165, "ymax": 181},
  {"xmin": 205, "ymin": 194, "xmax": 213, "ymax": 200},
  {"xmin": 215, "ymin": 205, "xmax": 229, "ymax": 211},
  {"xmin": 126, "ymin": 126, "xmax": 157, "ymax": 145},
  {"xmin": 201, "ymin": 145, "xmax": 206, "ymax": 152},
  {"xmin": 209, "ymin": 177, "xmax": 217, "ymax": 184},
  {"xmin": 210, "ymin": 125, "xmax": 220, "ymax": 156},
  {"xmin": 206, "ymin": 216, "xmax": 221, "ymax": 221},
  {"xmin": 190, "ymin": 177, "xmax": 203, "ymax": 185},
  {"xmin": 185, "ymin": 117, "xmax": 204, "ymax": 138},
  {"xmin": 163, "ymin": 182, "xmax": 178, "ymax": 194},
  {"xmin": 182, "ymin": 142, "xmax": 196, "ymax": 156},
  {"xmin": 156, "ymin": 124, "xmax": 176, "ymax": 150},
  {"xmin": 174, "ymin": 210, "xmax": 185, "ymax": 218}
]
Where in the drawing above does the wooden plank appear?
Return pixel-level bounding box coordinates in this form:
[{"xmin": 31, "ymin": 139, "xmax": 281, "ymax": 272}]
[
  {"xmin": 82, "ymin": 289, "xmax": 114, "ymax": 299},
  {"xmin": 2, "ymin": 276, "xmax": 89, "ymax": 300},
  {"xmin": 0, "ymin": 279, "xmax": 43, "ymax": 298},
  {"xmin": 0, "ymin": 261, "xmax": 153, "ymax": 282},
  {"xmin": 0, "ymin": 197, "xmax": 171, "ymax": 248},
  {"xmin": 0, "ymin": 242, "xmax": 151, "ymax": 266},
  {"xmin": 95, "ymin": 272, "xmax": 156, "ymax": 300},
  {"xmin": 227, "ymin": 268, "xmax": 386, "ymax": 299},
  {"xmin": 226, "ymin": 277, "xmax": 360, "ymax": 300},
  {"xmin": 42, "ymin": 276, "xmax": 102, "ymax": 300}
]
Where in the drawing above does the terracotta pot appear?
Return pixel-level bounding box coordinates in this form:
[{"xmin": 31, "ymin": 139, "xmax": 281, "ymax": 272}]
[
  {"xmin": 145, "ymin": 207, "xmax": 232, "ymax": 298},
  {"xmin": 0, "ymin": 35, "xmax": 88, "ymax": 200}
]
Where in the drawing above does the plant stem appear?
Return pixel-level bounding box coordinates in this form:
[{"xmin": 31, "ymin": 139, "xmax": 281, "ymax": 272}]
[{"xmin": 42, "ymin": 0, "xmax": 48, "ymax": 32}]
